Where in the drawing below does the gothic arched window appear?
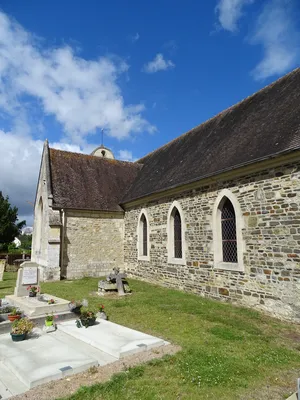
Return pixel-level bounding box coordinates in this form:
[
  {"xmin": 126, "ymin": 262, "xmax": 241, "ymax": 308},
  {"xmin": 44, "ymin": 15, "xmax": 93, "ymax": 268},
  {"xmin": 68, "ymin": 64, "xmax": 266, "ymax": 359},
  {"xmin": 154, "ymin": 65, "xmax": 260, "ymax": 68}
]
[
  {"xmin": 221, "ymin": 198, "xmax": 237, "ymax": 263},
  {"xmin": 173, "ymin": 208, "xmax": 182, "ymax": 258},
  {"xmin": 167, "ymin": 202, "xmax": 185, "ymax": 264},
  {"xmin": 138, "ymin": 210, "xmax": 150, "ymax": 260},
  {"xmin": 213, "ymin": 189, "xmax": 244, "ymax": 271},
  {"xmin": 141, "ymin": 214, "xmax": 148, "ymax": 256}
]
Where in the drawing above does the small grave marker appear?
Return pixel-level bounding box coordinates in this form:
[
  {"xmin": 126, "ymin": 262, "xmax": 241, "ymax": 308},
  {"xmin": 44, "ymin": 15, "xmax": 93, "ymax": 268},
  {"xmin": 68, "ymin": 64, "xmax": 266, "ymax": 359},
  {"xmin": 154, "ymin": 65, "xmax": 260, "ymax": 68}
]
[
  {"xmin": 0, "ymin": 260, "xmax": 5, "ymax": 281},
  {"xmin": 98, "ymin": 267, "xmax": 131, "ymax": 296}
]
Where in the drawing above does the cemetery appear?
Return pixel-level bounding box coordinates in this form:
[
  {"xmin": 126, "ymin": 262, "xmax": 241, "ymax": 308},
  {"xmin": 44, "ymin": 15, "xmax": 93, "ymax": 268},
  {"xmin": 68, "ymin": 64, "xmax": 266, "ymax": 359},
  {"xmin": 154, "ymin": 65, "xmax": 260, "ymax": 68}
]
[
  {"xmin": 0, "ymin": 263, "xmax": 169, "ymax": 399},
  {"xmin": 1, "ymin": 264, "xmax": 300, "ymax": 399}
]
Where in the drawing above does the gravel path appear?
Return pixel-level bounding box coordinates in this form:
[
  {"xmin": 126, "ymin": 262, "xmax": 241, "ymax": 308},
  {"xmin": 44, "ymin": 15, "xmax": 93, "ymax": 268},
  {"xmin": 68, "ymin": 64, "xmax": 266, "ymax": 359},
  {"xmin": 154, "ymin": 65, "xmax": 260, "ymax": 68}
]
[{"xmin": 10, "ymin": 344, "xmax": 181, "ymax": 400}]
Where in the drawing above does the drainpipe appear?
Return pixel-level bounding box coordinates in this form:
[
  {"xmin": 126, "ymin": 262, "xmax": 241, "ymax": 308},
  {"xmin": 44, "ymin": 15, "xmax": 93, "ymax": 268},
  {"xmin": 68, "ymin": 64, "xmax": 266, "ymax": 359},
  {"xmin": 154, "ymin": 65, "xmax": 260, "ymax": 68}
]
[{"xmin": 60, "ymin": 209, "xmax": 65, "ymax": 279}]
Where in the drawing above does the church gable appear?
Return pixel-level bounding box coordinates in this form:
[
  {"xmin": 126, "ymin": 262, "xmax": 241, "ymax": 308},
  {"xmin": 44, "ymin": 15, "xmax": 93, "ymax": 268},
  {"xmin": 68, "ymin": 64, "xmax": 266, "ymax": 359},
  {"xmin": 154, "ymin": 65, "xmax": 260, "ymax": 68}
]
[{"xmin": 49, "ymin": 148, "xmax": 142, "ymax": 212}]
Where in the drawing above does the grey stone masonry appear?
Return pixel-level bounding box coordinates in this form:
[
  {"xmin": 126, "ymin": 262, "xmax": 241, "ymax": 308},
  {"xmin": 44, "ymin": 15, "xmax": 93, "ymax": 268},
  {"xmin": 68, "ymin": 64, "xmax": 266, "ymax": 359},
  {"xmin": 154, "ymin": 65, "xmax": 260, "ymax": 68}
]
[
  {"xmin": 62, "ymin": 210, "xmax": 124, "ymax": 279},
  {"xmin": 124, "ymin": 161, "xmax": 300, "ymax": 322}
]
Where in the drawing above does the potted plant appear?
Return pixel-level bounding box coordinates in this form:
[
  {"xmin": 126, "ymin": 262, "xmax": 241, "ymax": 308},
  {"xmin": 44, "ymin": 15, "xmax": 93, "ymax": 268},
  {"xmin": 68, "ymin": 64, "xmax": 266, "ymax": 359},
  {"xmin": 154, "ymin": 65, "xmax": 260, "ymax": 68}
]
[
  {"xmin": 0, "ymin": 306, "xmax": 14, "ymax": 322},
  {"xmin": 45, "ymin": 313, "xmax": 55, "ymax": 327},
  {"xmin": 27, "ymin": 285, "xmax": 39, "ymax": 297},
  {"xmin": 8, "ymin": 307, "xmax": 22, "ymax": 322},
  {"xmin": 11, "ymin": 318, "xmax": 35, "ymax": 342},
  {"xmin": 97, "ymin": 304, "xmax": 107, "ymax": 320},
  {"xmin": 68, "ymin": 300, "xmax": 82, "ymax": 315},
  {"xmin": 79, "ymin": 308, "xmax": 96, "ymax": 328}
]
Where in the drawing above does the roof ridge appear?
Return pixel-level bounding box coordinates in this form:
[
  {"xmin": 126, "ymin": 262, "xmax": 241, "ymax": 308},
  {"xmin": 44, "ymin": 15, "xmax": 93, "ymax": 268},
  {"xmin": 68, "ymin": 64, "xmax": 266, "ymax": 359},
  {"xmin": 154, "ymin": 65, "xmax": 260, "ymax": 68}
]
[
  {"xmin": 50, "ymin": 147, "xmax": 143, "ymax": 167},
  {"xmin": 136, "ymin": 67, "xmax": 300, "ymax": 163}
]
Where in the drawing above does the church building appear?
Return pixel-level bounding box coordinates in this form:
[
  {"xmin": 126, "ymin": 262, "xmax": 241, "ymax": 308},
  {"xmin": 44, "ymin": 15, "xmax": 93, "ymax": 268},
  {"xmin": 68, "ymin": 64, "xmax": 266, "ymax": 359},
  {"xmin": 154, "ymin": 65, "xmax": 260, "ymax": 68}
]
[{"xmin": 32, "ymin": 68, "xmax": 300, "ymax": 322}]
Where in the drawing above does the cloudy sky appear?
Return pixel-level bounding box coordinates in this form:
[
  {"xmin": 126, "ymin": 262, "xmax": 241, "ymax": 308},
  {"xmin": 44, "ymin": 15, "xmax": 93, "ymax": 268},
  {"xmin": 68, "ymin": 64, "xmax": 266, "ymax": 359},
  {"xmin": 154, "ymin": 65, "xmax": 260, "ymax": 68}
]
[{"xmin": 0, "ymin": 0, "xmax": 299, "ymax": 226}]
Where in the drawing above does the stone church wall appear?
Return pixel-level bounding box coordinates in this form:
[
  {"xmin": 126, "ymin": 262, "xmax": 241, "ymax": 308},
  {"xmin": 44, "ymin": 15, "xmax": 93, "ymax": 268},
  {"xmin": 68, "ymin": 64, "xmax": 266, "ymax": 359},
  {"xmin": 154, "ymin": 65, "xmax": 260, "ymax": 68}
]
[
  {"xmin": 62, "ymin": 210, "xmax": 124, "ymax": 279},
  {"xmin": 124, "ymin": 161, "xmax": 300, "ymax": 322},
  {"xmin": 31, "ymin": 146, "xmax": 61, "ymax": 282}
]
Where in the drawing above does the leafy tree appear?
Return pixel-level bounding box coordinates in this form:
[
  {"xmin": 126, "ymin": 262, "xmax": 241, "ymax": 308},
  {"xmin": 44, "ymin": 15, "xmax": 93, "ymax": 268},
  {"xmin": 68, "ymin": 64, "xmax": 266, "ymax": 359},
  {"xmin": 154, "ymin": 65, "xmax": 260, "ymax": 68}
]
[
  {"xmin": 0, "ymin": 192, "xmax": 26, "ymax": 250},
  {"xmin": 19, "ymin": 234, "xmax": 32, "ymax": 250}
]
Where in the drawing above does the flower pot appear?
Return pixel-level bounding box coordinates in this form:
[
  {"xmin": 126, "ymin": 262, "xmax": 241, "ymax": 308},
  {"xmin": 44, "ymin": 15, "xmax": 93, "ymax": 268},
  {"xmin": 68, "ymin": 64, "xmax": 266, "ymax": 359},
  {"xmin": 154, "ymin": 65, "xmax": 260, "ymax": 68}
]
[
  {"xmin": 45, "ymin": 320, "xmax": 53, "ymax": 327},
  {"xmin": 8, "ymin": 314, "xmax": 21, "ymax": 322},
  {"xmin": 70, "ymin": 306, "xmax": 82, "ymax": 315},
  {"xmin": 80, "ymin": 317, "xmax": 96, "ymax": 327},
  {"xmin": 11, "ymin": 333, "xmax": 26, "ymax": 342},
  {"xmin": 0, "ymin": 313, "xmax": 10, "ymax": 322},
  {"xmin": 99, "ymin": 311, "xmax": 107, "ymax": 320},
  {"xmin": 29, "ymin": 292, "xmax": 37, "ymax": 297}
]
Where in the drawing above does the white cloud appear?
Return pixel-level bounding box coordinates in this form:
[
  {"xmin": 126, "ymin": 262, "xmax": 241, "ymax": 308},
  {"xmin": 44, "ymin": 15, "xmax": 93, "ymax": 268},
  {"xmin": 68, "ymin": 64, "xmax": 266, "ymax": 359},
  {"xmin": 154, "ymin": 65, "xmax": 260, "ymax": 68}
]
[
  {"xmin": 215, "ymin": 0, "xmax": 254, "ymax": 32},
  {"xmin": 0, "ymin": 12, "xmax": 155, "ymax": 144},
  {"xmin": 0, "ymin": 131, "xmax": 92, "ymax": 225},
  {"xmin": 0, "ymin": 11, "xmax": 155, "ymax": 225},
  {"xmin": 0, "ymin": 131, "xmax": 41, "ymax": 226},
  {"xmin": 250, "ymin": 0, "xmax": 300, "ymax": 80},
  {"xmin": 118, "ymin": 149, "xmax": 134, "ymax": 161},
  {"xmin": 143, "ymin": 53, "xmax": 175, "ymax": 73}
]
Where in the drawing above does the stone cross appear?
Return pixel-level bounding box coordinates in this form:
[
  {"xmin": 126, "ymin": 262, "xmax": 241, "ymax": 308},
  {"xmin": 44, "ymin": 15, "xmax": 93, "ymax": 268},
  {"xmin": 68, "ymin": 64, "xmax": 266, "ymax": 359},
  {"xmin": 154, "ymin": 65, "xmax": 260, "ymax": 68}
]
[{"xmin": 108, "ymin": 267, "xmax": 127, "ymax": 296}]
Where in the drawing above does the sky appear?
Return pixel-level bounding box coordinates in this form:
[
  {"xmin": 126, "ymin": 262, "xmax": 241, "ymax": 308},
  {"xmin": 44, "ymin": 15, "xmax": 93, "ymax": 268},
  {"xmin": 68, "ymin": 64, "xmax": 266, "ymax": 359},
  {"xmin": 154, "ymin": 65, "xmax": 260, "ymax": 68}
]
[{"xmin": 0, "ymin": 0, "xmax": 299, "ymax": 226}]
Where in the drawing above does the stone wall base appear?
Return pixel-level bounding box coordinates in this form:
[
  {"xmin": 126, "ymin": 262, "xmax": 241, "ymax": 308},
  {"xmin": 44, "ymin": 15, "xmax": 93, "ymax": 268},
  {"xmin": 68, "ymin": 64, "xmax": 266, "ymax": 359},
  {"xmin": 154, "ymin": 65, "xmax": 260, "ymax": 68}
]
[
  {"xmin": 66, "ymin": 261, "xmax": 113, "ymax": 280},
  {"xmin": 38, "ymin": 265, "xmax": 61, "ymax": 282},
  {"xmin": 126, "ymin": 270, "xmax": 300, "ymax": 324}
]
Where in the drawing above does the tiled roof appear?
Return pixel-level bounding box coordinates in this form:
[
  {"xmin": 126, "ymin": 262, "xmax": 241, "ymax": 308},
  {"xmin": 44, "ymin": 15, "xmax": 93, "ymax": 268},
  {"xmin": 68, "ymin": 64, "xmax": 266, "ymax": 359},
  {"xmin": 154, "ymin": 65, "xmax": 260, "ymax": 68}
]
[
  {"xmin": 49, "ymin": 149, "xmax": 142, "ymax": 211},
  {"xmin": 122, "ymin": 68, "xmax": 300, "ymax": 203}
]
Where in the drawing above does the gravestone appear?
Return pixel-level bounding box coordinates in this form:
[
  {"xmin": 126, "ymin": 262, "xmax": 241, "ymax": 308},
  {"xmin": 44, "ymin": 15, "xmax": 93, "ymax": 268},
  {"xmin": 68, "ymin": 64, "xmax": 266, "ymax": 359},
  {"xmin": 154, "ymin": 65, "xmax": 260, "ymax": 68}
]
[
  {"xmin": 98, "ymin": 267, "xmax": 131, "ymax": 296},
  {"xmin": 0, "ymin": 260, "xmax": 5, "ymax": 281},
  {"xmin": 14, "ymin": 261, "xmax": 39, "ymax": 297},
  {"xmin": 6, "ymin": 261, "xmax": 71, "ymax": 317}
]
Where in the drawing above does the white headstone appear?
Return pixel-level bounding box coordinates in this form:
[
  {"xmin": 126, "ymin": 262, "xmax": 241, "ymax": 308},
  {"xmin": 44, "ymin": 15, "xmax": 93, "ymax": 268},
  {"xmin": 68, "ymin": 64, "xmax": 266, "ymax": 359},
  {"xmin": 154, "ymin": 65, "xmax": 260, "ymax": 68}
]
[
  {"xmin": 0, "ymin": 260, "xmax": 5, "ymax": 281},
  {"xmin": 14, "ymin": 261, "xmax": 39, "ymax": 297}
]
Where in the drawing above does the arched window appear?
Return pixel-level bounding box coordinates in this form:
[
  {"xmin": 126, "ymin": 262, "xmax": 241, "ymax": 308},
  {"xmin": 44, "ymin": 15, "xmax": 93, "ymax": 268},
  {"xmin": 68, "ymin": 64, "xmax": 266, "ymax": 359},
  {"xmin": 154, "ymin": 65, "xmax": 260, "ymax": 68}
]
[
  {"xmin": 213, "ymin": 189, "xmax": 244, "ymax": 271},
  {"xmin": 173, "ymin": 208, "xmax": 182, "ymax": 258},
  {"xmin": 141, "ymin": 214, "xmax": 148, "ymax": 256},
  {"xmin": 221, "ymin": 198, "xmax": 237, "ymax": 263},
  {"xmin": 137, "ymin": 210, "xmax": 150, "ymax": 261},
  {"xmin": 167, "ymin": 201, "xmax": 186, "ymax": 265}
]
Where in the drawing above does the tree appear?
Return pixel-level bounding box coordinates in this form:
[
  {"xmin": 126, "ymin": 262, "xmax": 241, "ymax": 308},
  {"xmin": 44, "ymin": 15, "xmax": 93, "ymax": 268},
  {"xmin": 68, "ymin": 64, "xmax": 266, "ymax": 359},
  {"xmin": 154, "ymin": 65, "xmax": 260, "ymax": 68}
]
[
  {"xmin": 19, "ymin": 234, "xmax": 32, "ymax": 250},
  {"xmin": 0, "ymin": 192, "xmax": 26, "ymax": 250}
]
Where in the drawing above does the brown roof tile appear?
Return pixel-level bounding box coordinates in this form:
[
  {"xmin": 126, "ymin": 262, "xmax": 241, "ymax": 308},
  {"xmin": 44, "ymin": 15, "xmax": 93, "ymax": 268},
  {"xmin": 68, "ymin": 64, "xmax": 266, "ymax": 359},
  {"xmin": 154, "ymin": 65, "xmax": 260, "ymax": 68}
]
[
  {"xmin": 122, "ymin": 68, "xmax": 300, "ymax": 203},
  {"xmin": 49, "ymin": 149, "xmax": 142, "ymax": 211}
]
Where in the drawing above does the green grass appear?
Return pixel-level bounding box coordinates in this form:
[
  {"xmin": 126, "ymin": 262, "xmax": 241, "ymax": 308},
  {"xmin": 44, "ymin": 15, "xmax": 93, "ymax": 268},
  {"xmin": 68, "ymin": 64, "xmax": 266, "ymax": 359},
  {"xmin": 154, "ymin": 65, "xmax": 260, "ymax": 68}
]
[
  {"xmin": 0, "ymin": 271, "xmax": 17, "ymax": 297},
  {"xmin": 1, "ymin": 272, "xmax": 300, "ymax": 399}
]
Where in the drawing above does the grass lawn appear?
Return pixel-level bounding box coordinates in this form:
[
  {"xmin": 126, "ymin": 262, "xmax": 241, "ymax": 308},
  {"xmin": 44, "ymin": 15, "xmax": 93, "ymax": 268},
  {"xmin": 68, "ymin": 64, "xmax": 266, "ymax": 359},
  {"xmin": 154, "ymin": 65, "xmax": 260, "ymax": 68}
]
[
  {"xmin": 0, "ymin": 271, "xmax": 17, "ymax": 297},
  {"xmin": 1, "ymin": 272, "xmax": 300, "ymax": 399}
]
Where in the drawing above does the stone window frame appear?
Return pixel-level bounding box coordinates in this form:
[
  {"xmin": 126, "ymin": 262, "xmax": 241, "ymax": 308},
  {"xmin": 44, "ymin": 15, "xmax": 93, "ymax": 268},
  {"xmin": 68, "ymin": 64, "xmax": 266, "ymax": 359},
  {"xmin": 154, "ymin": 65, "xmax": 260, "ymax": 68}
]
[
  {"xmin": 137, "ymin": 208, "xmax": 150, "ymax": 261},
  {"xmin": 167, "ymin": 200, "xmax": 186, "ymax": 265},
  {"xmin": 213, "ymin": 189, "xmax": 244, "ymax": 272}
]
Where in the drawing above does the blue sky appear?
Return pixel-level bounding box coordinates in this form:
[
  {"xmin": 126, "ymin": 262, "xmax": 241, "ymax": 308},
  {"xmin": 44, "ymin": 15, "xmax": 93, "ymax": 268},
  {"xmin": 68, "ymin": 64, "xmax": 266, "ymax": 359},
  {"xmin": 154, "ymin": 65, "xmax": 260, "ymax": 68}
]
[{"xmin": 0, "ymin": 0, "xmax": 299, "ymax": 225}]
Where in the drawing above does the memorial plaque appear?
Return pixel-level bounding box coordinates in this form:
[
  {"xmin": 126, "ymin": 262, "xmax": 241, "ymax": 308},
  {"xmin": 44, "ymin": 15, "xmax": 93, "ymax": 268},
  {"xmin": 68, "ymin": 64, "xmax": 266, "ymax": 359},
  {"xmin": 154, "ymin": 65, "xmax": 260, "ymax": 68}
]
[{"xmin": 22, "ymin": 266, "xmax": 38, "ymax": 285}]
